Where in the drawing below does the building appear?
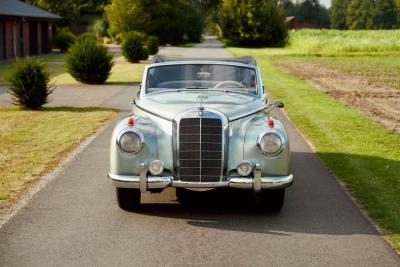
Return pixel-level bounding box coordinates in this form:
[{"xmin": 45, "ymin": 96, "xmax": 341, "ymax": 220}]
[
  {"xmin": 286, "ymin": 16, "xmax": 319, "ymax": 31},
  {"xmin": 0, "ymin": 0, "xmax": 61, "ymax": 60}
]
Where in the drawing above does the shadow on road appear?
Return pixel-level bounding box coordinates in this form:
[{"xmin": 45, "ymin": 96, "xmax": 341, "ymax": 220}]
[{"xmin": 129, "ymin": 151, "xmax": 388, "ymax": 237}]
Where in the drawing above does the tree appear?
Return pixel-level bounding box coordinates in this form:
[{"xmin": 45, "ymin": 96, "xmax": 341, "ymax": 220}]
[
  {"xmin": 105, "ymin": 0, "xmax": 203, "ymax": 44},
  {"xmin": 280, "ymin": 0, "xmax": 330, "ymax": 28},
  {"xmin": 373, "ymin": 0, "xmax": 398, "ymax": 29},
  {"xmin": 296, "ymin": 0, "xmax": 330, "ymax": 28},
  {"xmin": 346, "ymin": 0, "xmax": 375, "ymax": 30},
  {"xmin": 28, "ymin": 0, "xmax": 80, "ymax": 27},
  {"xmin": 330, "ymin": 0, "xmax": 348, "ymax": 29},
  {"xmin": 220, "ymin": 0, "xmax": 288, "ymax": 47}
]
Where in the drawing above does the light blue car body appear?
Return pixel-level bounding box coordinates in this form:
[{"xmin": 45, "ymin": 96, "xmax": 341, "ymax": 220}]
[{"xmin": 108, "ymin": 60, "xmax": 293, "ymax": 192}]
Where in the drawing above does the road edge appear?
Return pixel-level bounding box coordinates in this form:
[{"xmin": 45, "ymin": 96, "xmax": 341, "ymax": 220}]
[{"xmin": 0, "ymin": 117, "xmax": 116, "ymax": 229}]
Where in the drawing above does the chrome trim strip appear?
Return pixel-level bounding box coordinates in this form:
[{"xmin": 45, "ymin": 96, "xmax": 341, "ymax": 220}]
[
  {"xmin": 228, "ymin": 106, "xmax": 266, "ymax": 122},
  {"xmin": 134, "ymin": 100, "xmax": 173, "ymax": 122},
  {"xmin": 134, "ymin": 98, "xmax": 266, "ymax": 123},
  {"xmin": 108, "ymin": 173, "xmax": 293, "ymax": 190}
]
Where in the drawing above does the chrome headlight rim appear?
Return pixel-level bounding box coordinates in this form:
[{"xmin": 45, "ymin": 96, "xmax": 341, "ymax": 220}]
[
  {"xmin": 116, "ymin": 128, "xmax": 145, "ymax": 155},
  {"xmin": 257, "ymin": 130, "xmax": 285, "ymax": 157}
]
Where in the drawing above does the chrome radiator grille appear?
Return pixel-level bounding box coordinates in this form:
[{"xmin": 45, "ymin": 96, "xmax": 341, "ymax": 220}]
[{"xmin": 178, "ymin": 117, "xmax": 223, "ymax": 182}]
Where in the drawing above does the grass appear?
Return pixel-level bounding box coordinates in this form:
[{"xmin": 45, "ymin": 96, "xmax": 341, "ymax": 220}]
[
  {"xmin": 228, "ymin": 47, "xmax": 400, "ymax": 251},
  {"xmin": 288, "ymin": 29, "xmax": 400, "ymax": 53},
  {"xmin": 0, "ymin": 107, "xmax": 116, "ymax": 210},
  {"xmin": 0, "ymin": 53, "xmax": 144, "ymax": 85}
]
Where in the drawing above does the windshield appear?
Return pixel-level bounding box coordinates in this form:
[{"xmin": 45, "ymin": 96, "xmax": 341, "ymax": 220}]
[{"xmin": 145, "ymin": 64, "xmax": 258, "ymax": 95}]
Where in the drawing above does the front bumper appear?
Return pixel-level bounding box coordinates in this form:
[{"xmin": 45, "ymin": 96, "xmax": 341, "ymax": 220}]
[{"xmin": 108, "ymin": 164, "xmax": 294, "ymax": 193}]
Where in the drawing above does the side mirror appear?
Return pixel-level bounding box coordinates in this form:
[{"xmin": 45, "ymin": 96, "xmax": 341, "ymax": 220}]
[
  {"xmin": 274, "ymin": 100, "xmax": 284, "ymax": 109},
  {"xmin": 265, "ymin": 100, "xmax": 284, "ymax": 113}
]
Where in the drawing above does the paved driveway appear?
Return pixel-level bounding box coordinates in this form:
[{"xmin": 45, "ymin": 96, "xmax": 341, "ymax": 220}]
[{"xmin": 0, "ymin": 37, "xmax": 399, "ymax": 266}]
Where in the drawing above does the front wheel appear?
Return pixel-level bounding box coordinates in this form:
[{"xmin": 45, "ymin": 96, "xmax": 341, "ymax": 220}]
[
  {"xmin": 259, "ymin": 188, "xmax": 285, "ymax": 212},
  {"xmin": 116, "ymin": 188, "xmax": 141, "ymax": 211}
]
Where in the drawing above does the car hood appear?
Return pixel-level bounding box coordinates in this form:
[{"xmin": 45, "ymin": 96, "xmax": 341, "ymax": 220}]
[{"xmin": 134, "ymin": 91, "xmax": 266, "ymax": 121}]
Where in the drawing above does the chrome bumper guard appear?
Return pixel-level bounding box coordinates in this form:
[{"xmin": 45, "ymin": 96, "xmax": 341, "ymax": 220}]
[{"xmin": 108, "ymin": 164, "xmax": 293, "ymax": 193}]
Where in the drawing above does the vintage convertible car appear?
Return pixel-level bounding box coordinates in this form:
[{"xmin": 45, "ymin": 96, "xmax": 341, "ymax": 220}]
[{"xmin": 108, "ymin": 55, "xmax": 293, "ymax": 212}]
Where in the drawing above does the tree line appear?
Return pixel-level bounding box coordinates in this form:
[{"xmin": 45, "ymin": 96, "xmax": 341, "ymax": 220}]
[
  {"xmin": 27, "ymin": 0, "xmax": 400, "ymax": 49},
  {"xmin": 331, "ymin": 0, "xmax": 399, "ymax": 29}
]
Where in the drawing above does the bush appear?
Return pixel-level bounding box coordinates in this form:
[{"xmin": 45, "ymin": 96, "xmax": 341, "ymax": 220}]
[
  {"xmin": 78, "ymin": 32, "xmax": 98, "ymax": 43},
  {"xmin": 92, "ymin": 19, "xmax": 108, "ymax": 38},
  {"xmin": 220, "ymin": 0, "xmax": 288, "ymax": 47},
  {"xmin": 7, "ymin": 57, "xmax": 53, "ymax": 110},
  {"xmin": 66, "ymin": 38, "xmax": 114, "ymax": 84},
  {"xmin": 122, "ymin": 32, "xmax": 149, "ymax": 62},
  {"xmin": 52, "ymin": 31, "xmax": 76, "ymax": 52},
  {"xmin": 146, "ymin": 36, "xmax": 159, "ymax": 55}
]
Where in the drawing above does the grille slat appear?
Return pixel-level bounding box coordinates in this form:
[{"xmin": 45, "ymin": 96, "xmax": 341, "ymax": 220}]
[{"xmin": 178, "ymin": 117, "xmax": 223, "ymax": 182}]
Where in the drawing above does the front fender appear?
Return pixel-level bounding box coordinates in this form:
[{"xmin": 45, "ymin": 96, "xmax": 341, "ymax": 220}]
[
  {"xmin": 228, "ymin": 114, "xmax": 291, "ymax": 176},
  {"xmin": 109, "ymin": 115, "xmax": 158, "ymax": 175}
]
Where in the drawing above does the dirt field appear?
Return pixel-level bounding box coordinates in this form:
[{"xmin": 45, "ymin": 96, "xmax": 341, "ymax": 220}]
[{"xmin": 274, "ymin": 56, "xmax": 400, "ymax": 133}]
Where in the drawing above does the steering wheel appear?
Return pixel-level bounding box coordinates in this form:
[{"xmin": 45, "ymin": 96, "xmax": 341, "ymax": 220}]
[{"xmin": 214, "ymin": 80, "xmax": 244, "ymax": 89}]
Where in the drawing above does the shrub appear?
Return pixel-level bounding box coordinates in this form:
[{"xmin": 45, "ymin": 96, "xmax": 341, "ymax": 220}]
[
  {"xmin": 122, "ymin": 32, "xmax": 149, "ymax": 62},
  {"xmin": 146, "ymin": 36, "xmax": 159, "ymax": 55},
  {"xmin": 7, "ymin": 57, "xmax": 53, "ymax": 110},
  {"xmin": 220, "ymin": 0, "xmax": 288, "ymax": 47},
  {"xmin": 78, "ymin": 32, "xmax": 98, "ymax": 43},
  {"xmin": 52, "ymin": 31, "xmax": 76, "ymax": 52},
  {"xmin": 92, "ymin": 19, "xmax": 108, "ymax": 38},
  {"xmin": 66, "ymin": 38, "xmax": 114, "ymax": 84}
]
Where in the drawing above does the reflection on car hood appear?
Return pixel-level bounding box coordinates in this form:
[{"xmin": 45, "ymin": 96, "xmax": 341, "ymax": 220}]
[{"xmin": 134, "ymin": 91, "xmax": 266, "ymax": 121}]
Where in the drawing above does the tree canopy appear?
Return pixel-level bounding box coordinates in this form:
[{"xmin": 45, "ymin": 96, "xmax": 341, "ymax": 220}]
[
  {"xmin": 331, "ymin": 0, "xmax": 399, "ymax": 29},
  {"xmin": 105, "ymin": 0, "xmax": 203, "ymax": 44},
  {"xmin": 220, "ymin": 0, "xmax": 288, "ymax": 47}
]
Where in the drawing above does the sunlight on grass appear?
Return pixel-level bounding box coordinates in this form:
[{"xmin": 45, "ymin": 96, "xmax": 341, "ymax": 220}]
[
  {"xmin": 0, "ymin": 107, "xmax": 116, "ymax": 210},
  {"xmin": 229, "ymin": 47, "xmax": 400, "ymax": 251},
  {"xmin": 0, "ymin": 53, "xmax": 144, "ymax": 86},
  {"xmin": 289, "ymin": 29, "xmax": 400, "ymax": 53}
]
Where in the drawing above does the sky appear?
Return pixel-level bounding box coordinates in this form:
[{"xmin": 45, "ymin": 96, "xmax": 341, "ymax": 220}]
[{"xmin": 320, "ymin": 0, "xmax": 331, "ymax": 7}]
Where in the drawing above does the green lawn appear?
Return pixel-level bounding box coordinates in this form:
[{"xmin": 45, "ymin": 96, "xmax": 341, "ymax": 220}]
[
  {"xmin": 0, "ymin": 107, "xmax": 116, "ymax": 211},
  {"xmin": 0, "ymin": 53, "xmax": 144, "ymax": 85},
  {"xmin": 229, "ymin": 47, "xmax": 400, "ymax": 251}
]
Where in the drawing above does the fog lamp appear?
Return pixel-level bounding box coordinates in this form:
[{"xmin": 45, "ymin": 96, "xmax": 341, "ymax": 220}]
[
  {"xmin": 237, "ymin": 161, "xmax": 253, "ymax": 177},
  {"xmin": 149, "ymin": 160, "xmax": 164, "ymax": 176}
]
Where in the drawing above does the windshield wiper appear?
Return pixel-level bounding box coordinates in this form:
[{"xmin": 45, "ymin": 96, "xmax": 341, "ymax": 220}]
[
  {"xmin": 223, "ymin": 89, "xmax": 255, "ymax": 96},
  {"xmin": 184, "ymin": 86, "xmax": 209, "ymax": 89}
]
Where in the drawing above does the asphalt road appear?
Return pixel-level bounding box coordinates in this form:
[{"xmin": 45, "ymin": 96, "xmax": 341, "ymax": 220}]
[{"xmin": 1, "ymin": 37, "xmax": 399, "ymax": 266}]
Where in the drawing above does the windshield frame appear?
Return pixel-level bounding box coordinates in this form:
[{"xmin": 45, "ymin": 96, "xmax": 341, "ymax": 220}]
[{"xmin": 140, "ymin": 61, "xmax": 264, "ymax": 99}]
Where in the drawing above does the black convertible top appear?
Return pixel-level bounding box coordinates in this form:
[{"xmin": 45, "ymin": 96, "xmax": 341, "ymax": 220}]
[{"xmin": 151, "ymin": 54, "xmax": 257, "ymax": 66}]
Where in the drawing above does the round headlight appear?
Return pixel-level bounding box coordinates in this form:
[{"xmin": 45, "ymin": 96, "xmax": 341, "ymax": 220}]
[
  {"xmin": 258, "ymin": 132, "xmax": 283, "ymax": 156},
  {"xmin": 149, "ymin": 160, "xmax": 164, "ymax": 176},
  {"xmin": 237, "ymin": 161, "xmax": 252, "ymax": 177},
  {"xmin": 118, "ymin": 131, "xmax": 143, "ymax": 154}
]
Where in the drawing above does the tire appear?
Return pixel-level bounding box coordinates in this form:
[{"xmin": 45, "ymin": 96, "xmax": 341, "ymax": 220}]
[
  {"xmin": 116, "ymin": 188, "xmax": 141, "ymax": 211},
  {"xmin": 259, "ymin": 188, "xmax": 285, "ymax": 212}
]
